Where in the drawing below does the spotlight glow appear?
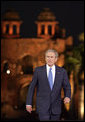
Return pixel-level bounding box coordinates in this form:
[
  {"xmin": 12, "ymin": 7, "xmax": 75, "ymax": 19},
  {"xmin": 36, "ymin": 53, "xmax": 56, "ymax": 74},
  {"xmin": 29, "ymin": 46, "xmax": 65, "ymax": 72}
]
[{"xmin": 6, "ymin": 70, "xmax": 10, "ymax": 74}]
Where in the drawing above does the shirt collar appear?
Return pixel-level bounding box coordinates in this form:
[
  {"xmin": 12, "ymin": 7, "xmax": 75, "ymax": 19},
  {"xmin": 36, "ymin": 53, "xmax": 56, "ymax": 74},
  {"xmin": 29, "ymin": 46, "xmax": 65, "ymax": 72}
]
[{"xmin": 46, "ymin": 64, "xmax": 55, "ymax": 70}]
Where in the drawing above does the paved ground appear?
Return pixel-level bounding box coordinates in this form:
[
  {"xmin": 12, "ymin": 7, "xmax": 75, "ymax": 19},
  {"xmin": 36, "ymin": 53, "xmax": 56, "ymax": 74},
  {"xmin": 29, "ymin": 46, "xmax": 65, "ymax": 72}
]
[{"xmin": 1, "ymin": 100, "xmax": 82, "ymax": 121}]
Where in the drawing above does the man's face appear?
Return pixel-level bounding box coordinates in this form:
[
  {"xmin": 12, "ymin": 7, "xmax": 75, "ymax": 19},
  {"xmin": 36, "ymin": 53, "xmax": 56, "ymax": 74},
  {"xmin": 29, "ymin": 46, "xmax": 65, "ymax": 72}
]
[{"xmin": 45, "ymin": 52, "xmax": 57, "ymax": 67}]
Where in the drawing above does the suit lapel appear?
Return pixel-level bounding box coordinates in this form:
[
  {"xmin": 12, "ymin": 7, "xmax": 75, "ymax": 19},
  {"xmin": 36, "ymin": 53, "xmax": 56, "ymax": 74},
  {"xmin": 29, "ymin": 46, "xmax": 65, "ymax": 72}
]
[
  {"xmin": 52, "ymin": 65, "xmax": 60, "ymax": 92},
  {"xmin": 43, "ymin": 65, "xmax": 51, "ymax": 91}
]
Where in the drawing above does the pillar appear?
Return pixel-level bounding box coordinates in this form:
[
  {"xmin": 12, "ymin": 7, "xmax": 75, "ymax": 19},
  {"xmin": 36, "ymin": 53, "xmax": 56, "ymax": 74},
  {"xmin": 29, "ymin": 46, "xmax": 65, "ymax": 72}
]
[
  {"xmin": 37, "ymin": 23, "xmax": 41, "ymax": 36},
  {"xmin": 16, "ymin": 24, "xmax": 20, "ymax": 35},
  {"xmin": 9, "ymin": 24, "xmax": 13, "ymax": 35},
  {"xmin": 52, "ymin": 24, "xmax": 55, "ymax": 35},
  {"xmin": 2, "ymin": 23, "xmax": 6, "ymax": 34},
  {"xmin": 45, "ymin": 24, "xmax": 48, "ymax": 35}
]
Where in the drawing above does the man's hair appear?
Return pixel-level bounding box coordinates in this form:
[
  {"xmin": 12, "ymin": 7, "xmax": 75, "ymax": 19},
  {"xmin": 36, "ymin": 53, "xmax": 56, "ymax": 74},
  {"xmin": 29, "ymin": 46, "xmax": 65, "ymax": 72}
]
[{"xmin": 45, "ymin": 49, "xmax": 58, "ymax": 58}]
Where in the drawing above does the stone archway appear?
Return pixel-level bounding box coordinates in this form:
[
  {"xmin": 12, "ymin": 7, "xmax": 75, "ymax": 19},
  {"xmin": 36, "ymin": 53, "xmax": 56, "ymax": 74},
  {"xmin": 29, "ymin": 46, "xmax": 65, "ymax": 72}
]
[
  {"xmin": 21, "ymin": 55, "xmax": 33, "ymax": 74},
  {"xmin": 3, "ymin": 62, "xmax": 9, "ymax": 73}
]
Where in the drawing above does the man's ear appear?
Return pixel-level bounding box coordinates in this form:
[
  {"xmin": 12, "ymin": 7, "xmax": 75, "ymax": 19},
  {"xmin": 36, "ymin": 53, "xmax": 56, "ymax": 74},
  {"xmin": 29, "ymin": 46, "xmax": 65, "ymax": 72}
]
[{"xmin": 55, "ymin": 57, "xmax": 58, "ymax": 62}]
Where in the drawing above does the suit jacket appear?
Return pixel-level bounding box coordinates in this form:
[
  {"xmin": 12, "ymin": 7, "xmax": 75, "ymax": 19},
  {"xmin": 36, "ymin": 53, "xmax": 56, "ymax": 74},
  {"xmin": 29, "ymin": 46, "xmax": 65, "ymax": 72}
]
[{"xmin": 26, "ymin": 65, "xmax": 71, "ymax": 115}]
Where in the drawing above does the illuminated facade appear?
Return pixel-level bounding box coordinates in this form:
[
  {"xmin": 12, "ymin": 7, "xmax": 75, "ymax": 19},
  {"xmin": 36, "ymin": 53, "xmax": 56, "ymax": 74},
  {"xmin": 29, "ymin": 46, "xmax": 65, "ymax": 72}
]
[{"xmin": 1, "ymin": 8, "xmax": 74, "ymax": 118}]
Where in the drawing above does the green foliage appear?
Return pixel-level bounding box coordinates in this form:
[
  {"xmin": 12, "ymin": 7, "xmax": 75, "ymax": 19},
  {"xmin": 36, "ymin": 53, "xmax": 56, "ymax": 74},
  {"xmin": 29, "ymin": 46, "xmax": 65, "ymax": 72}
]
[
  {"xmin": 64, "ymin": 32, "xmax": 84, "ymax": 81},
  {"xmin": 78, "ymin": 32, "xmax": 84, "ymax": 42}
]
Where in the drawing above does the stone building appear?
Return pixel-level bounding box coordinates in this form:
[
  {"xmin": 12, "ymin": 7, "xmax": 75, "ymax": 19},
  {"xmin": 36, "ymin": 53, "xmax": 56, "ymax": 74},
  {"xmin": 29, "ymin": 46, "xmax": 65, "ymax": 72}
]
[{"xmin": 1, "ymin": 8, "xmax": 73, "ymax": 118}]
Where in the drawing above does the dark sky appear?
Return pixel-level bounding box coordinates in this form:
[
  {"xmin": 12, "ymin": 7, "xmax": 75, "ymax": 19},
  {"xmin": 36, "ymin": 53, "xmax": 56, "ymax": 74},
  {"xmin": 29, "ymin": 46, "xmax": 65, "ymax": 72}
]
[{"xmin": 1, "ymin": 1, "xmax": 84, "ymax": 44}]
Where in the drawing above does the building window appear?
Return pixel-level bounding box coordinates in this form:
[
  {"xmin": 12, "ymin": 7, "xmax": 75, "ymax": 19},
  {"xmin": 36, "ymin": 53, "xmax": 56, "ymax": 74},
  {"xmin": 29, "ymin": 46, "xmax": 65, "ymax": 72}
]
[
  {"xmin": 6, "ymin": 24, "xmax": 9, "ymax": 34},
  {"xmin": 13, "ymin": 25, "xmax": 17, "ymax": 35},
  {"xmin": 48, "ymin": 25, "xmax": 52, "ymax": 35},
  {"xmin": 41, "ymin": 25, "xmax": 45, "ymax": 35}
]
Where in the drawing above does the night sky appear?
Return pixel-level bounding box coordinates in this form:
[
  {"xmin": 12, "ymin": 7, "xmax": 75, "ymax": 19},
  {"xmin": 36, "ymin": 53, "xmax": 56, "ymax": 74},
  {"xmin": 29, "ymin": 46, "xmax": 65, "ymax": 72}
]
[{"xmin": 1, "ymin": 1, "xmax": 84, "ymax": 45}]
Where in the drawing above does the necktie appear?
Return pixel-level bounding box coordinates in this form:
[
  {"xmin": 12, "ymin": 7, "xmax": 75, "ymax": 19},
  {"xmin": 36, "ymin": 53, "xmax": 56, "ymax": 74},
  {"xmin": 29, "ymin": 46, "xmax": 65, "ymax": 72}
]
[{"xmin": 48, "ymin": 68, "xmax": 53, "ymax": 90}]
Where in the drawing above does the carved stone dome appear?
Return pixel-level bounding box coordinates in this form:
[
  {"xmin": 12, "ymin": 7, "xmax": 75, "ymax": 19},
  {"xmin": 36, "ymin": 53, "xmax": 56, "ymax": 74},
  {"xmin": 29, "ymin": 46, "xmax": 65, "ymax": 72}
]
[
  {"xmin": 37, "ymin": 8, "xmax": 56, "ymax": 21},
  {"xmin": 2, "ymin": 9, "xmax": 21, "ymax": 21}
]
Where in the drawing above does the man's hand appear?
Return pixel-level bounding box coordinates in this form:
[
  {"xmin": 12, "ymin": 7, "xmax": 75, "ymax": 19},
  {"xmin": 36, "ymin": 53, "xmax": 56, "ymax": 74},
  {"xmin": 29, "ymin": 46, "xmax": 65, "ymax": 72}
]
[
  {"xmin": 26, "ymin": 105, "xmax": 32, "ymax": 113},
  {"xmin": 64, "ymin": 97, "xmax": 70, "ymax": 104}
]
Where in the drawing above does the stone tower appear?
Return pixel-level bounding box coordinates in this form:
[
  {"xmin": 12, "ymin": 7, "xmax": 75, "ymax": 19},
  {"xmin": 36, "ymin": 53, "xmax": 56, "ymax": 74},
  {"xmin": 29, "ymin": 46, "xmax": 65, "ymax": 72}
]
[
  {"xmin": 35, "ymin": 8, "xmax": 59, "ymax": 39},
  {"xmin": 1, "ymin": 9, "xmax": 23, "ymax": 38}
]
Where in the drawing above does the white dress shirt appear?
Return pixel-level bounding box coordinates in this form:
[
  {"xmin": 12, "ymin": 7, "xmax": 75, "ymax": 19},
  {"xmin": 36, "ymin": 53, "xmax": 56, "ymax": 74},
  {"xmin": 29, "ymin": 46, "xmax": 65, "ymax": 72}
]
[{"xmin": 46, "ymin": 64, "xmax": 55, "ymax": 84}]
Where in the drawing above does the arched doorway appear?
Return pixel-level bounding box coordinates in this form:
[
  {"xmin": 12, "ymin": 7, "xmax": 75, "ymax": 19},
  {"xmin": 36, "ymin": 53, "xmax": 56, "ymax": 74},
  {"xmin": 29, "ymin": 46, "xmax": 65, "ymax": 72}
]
[
  {"xmin": 3, "ymin": 62, "xmax": 9, "ymax": 73},
  {"xmin": 21, "ymin": 55, "xmax": 33, "ymax": 74}
]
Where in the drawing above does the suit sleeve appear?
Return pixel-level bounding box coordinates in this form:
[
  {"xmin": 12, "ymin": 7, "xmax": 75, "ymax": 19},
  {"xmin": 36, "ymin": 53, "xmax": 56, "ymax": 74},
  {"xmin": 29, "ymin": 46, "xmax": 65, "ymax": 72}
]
[
  {"xmin": 26, "ymin": 67, "xmax": 38, "ymax": 105},
  {"xmin": 62, "ymin": 69, "xmax": 71, "ymax": 99}
]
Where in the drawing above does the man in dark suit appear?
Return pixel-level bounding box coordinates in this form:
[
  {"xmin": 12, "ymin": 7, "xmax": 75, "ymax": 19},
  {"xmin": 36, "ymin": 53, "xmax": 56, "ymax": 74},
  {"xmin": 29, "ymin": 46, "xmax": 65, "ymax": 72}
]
[{"xmin": 26, "ymin": 49, "xmax": 71, "ymax": 121}]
